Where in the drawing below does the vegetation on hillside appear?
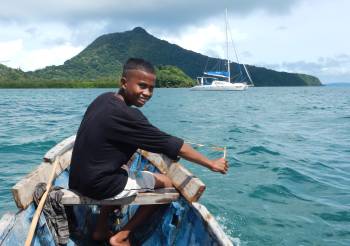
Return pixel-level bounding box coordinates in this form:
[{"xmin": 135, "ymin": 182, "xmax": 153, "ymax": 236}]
[
  {"xmin": 156, "ymin": 65, "xmax": 195, "ymax": 87},
  {"xmin": 0, "ymin": 27, "xmax": 322, "ymax": 88},
  {"xmin": 0, "ymin": 64, "xmax": 195, "ymax": 88},
  {"xmin": 247, "ymin": 65, "xmax": 321, "ymax": 86}
]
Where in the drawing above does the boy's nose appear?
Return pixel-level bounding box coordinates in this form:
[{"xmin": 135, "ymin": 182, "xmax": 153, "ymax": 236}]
[{"xmin": 143, "ymin": 89, "xmax": 152, "ymax": 97}]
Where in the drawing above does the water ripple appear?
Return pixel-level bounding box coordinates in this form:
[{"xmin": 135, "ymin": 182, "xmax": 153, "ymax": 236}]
[
  {"xmin": 249, "ymin": 184, "xmax": 310, "ymax": 203},
  {"xmin": 237, "ymin": 146, "xmax": 280, "ymax": 156},
  {"xmin": 315, "ymin": 211, "xmax": 350, "ymax": 222},
  {"xmin": 274, "ymin": 167, "xmax": 317, "ymax": 184}
]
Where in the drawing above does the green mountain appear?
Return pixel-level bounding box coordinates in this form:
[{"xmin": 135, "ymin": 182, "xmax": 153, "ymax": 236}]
[{"xmin": 0, "ymin": 27, "xmax": 321, "ymax": 88}]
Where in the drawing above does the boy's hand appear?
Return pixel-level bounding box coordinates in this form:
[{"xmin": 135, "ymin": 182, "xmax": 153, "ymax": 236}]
[{"xmin": 209, "ymin": 158, "xmax": 229, "ymax": 174}]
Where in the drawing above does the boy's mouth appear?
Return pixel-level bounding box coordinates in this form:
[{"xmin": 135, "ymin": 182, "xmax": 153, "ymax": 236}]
[{"xmin": 138, "ymin": 97, "xmax": 148, "ymax": 104}]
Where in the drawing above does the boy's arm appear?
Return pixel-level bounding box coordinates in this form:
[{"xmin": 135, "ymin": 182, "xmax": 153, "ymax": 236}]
[{"xmin": 178, "ymin": 143, "xmax": 228, "ymax": 174}]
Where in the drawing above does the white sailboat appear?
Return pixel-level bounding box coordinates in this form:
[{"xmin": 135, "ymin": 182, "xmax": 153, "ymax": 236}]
[{"xmin": 191, "ymin": 9, "xmax": 254, "ymax": 91}]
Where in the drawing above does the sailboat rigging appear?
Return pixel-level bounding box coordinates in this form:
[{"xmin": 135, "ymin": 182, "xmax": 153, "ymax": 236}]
[{"xmin": 191, "ymin": 9, "xmax": 254, "ymax": 91}]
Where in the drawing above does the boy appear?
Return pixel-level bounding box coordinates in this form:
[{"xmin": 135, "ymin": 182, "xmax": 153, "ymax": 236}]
[{"xmin": 69, "ymin": 58, "xmax": 228, "ymax": 246}]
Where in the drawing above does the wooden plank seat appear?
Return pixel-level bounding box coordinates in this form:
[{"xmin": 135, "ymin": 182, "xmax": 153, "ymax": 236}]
[
  {"xmin": 61, "ymin": 188, "xmax": 180, "ymax": 206},
  {"xmin": 12, "ymin": 135, "xmax": 206, "ymax": 210}
]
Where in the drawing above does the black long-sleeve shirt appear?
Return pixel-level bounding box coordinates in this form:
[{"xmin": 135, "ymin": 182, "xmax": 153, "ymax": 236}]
[{"xmin": 69, "ymin": 92, "xmax": 183, "ymax": 199}]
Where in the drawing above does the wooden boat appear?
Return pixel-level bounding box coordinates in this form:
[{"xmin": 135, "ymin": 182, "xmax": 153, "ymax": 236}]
[{"xmin": 0, "ymin": 136, "xmax": 234, "ymax": 245}]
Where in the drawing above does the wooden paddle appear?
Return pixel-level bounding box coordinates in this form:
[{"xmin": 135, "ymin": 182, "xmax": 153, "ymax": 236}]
[{"xmin": 24, "ymin": 158, "xmax": 60, "ymax": 246}]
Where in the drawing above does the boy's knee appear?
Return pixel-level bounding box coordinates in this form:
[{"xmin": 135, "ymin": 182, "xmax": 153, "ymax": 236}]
[{"xmin": 153, "ymin": 173, "xmax": 173, "ymax": 188}]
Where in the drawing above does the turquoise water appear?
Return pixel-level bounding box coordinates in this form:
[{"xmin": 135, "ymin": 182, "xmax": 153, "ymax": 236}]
[{"xmin": 0, "ymin": 87, "xmax": 349, "ymax": 245}]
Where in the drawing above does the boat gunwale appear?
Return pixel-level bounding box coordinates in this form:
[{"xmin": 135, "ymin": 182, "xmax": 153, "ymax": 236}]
[{"xmin": 8, "ymin": 135, "xmax": 234, "ymax": 246}]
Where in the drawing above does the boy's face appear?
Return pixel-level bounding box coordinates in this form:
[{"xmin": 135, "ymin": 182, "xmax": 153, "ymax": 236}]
[{"xmin": 121, "ymin": 69, "xmax": 156, "ymax": 107}]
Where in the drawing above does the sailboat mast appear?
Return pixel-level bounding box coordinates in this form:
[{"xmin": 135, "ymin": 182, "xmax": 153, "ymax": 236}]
[{"xmin": 225, "ymin": 8, "xmax": 230, "ymax": 83}]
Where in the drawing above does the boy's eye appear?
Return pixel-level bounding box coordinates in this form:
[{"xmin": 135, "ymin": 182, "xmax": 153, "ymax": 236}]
[
  {"xmin": 138, "ymin": 82, "xmax": 154, "ymax": 92},
  {"xmin": 139, "ymin": 83, "xmax": 147, "ymax": 89}
]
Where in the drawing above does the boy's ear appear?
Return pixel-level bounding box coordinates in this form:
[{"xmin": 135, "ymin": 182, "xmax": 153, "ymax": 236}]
[{"xmin": 120, "ymin": 77, "xmax": 127, "ymax": 89}]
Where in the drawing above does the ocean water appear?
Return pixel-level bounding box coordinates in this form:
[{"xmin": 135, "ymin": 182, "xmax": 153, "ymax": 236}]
[{"xmin": 0, "ymin": 87, "xmax": 349, "ymax": 245}]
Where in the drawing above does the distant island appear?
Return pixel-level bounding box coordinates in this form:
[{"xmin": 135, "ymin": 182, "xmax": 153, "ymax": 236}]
[
  {"xmin": 325, "ymin": 82, "xmax": 350, "ymax": 87},
  {"xmin": 0, "ymin": 27, "xmax": 322, "ymax": 88}
]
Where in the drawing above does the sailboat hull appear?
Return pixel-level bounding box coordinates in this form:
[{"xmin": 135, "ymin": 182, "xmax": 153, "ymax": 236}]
[{"xmin": 191, "ymin": 81, "xmax": 248, "ymax": 91}]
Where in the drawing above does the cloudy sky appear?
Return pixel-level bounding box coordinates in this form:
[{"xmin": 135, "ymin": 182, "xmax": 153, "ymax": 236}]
[{"xmin": 0, "ymin": 0, "xmax": 349, "ymax": 83}]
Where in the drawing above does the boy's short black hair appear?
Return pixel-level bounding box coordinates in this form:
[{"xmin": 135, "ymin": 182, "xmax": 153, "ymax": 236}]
[{"xmin": 122, "ymin": 58, "xmax": 155, "ymax": 77}]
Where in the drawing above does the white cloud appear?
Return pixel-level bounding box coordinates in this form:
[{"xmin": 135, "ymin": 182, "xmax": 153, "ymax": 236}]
[
  {"xmin": 0, "ymin": 0, "xmax": 302, "ymax": 25},
  {"xmin": 0, "ymin": 22, "xmax": 89, "ymax": 71},
  {"xmin": 0, "ymin": 39, "xmax": 23, "ymax": 60},
  {"xmin": 261, "ymin": 54, "xmax": 350, "ymax": 83},
  {"xmin": 157, "ymin": 16, "xmax": 249, "ymax": 62},
  {"xmin": 0, "ymin": 0, "xmax": 349, "ymax": 82},
  {"xmin": 16, "ymin": 44, "xmax": 84, "ymax": 71}
]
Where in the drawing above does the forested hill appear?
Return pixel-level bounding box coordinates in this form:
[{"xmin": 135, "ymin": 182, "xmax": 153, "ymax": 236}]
[{"xmin": 0, "ymin": 27, "xmax": 321, "ymax": 88}]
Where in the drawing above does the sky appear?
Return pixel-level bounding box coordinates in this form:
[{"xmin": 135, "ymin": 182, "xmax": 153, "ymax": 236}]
[{"xmin": 0, "ymin": 0, "xmax": 349, "ymax": 83}]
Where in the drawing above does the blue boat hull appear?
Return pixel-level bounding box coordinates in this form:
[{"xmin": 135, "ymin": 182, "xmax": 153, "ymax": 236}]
[{"xmin": 0, "ymin": 151, "xmax": 233, "ymax": 246}]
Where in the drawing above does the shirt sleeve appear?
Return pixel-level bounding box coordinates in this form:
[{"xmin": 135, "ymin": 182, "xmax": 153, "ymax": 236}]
[{"xmin": 107, "ymin": 108, "xmax": 184, "ymax": 160}]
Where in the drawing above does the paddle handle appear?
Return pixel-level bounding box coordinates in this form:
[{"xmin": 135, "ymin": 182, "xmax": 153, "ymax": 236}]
[
  {"xmin": 25, "ymin": 159, "xmax": 59, "ymax": 246},
  {"xmin": 223, "ymin": 147, "xmax": 227, "ymax": 159}
]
